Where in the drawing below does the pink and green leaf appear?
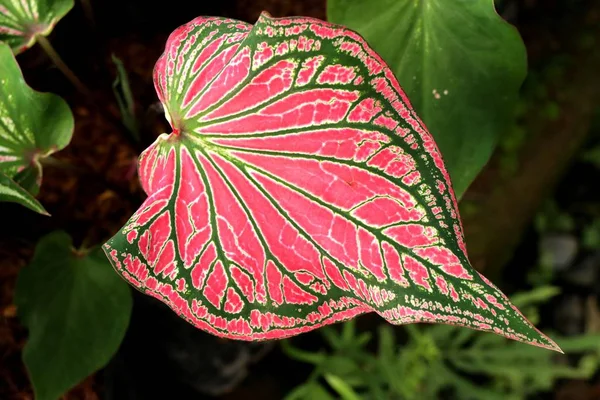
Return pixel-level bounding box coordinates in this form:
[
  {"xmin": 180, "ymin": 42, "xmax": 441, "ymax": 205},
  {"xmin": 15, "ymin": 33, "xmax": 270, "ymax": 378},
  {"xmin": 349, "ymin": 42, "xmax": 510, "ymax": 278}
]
[
  {"xmin": 0, "ymin": 0, "xmax": 73, "ymax": 54},
  {"xmin": 103, "ymin": 13, "xmax": 560, "ymax": 351}
]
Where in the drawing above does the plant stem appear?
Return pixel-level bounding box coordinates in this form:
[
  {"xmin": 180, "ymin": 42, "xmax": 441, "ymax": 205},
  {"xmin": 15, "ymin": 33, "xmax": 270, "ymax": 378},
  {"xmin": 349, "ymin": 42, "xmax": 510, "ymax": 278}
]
[
  {"xmin": 80, "ymin": 0, "xmax": 96, "ymax": 28},
  {"xmin": 36, "ymin": 35, "xmax": 145, "ymax": 153},
  {"xmin": 35, "ymin": 34, "xmax": 93, "ymax": 99},
  {"xmin": 40, "ymin": 156, "xmax": 82, "ymax": 172}
]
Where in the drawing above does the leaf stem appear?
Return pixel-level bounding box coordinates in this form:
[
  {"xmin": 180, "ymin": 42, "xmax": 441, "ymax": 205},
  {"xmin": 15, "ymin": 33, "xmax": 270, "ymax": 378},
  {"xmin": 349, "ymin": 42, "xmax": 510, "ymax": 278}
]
[
  {"xmin": 35, "ymin": 36, "xmax": 144, "ymax": 152},
  {"xmin": 35, "ymin": 35, "xmax": 93, "ymax": 99},
  {"xmin": 40, "ymin": 156, "xmax": 82, "ymax": 172},
  {"xmin": 79, "ymin": 0, "xmax": 96, "ymax": 28}
]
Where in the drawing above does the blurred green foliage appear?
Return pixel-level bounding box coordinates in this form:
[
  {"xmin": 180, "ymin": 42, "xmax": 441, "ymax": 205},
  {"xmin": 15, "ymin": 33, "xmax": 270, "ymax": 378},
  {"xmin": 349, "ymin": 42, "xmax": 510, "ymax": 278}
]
[{"xmin": 284, "ymin": 287, "xmax": 600, "ymax": 400}]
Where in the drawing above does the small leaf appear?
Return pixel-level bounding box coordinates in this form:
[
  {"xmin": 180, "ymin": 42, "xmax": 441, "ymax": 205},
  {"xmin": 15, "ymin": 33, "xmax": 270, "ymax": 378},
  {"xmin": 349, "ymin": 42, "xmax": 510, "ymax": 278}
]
[
  {"xmin": 307, "ymin": 384, "xmax": 337, "ymax": 400},
  {"xmin": 378, "ymin": 324, "xmax": 395, "ymax": 358},
  {"xmin": 0, "ymin": 170, "xmax": 47, "ymax": 214},
  {"xmin": 324, "ymin": 374, "xmax": 362, "ymax": 400},
  {"xmin": 104, "ymin": 13, "xmax": 559, "ymax": 351},
  {"xmin": 328, "ymin": 0, "xmax": 528, "ymax": 197},
  {"xmin": 321, "ymin": 326, "xmax": 344, "ymax": 349},
  {"xmin": 582, "ymin": 220, "xmax": 600, "ymax": 250},
  {"xmin": 0, "ymin": 0, "xmax": 74, "ymax": 54},
  {"xmin": 581, "ymin": 145, "xmax": 600, "ymax": 169},
  {"xmin": 112, "ymin": 54, "xmax": 140, "ymax": 141},
  {"xmin": 16, "ymin": 231, "xmax": 132, "ymax": 400},
  {"xmin": 286, "ymin": 383, "xmax": 336, "ymax": 400},
  {"xmin": 0, "ymin": 42, "xmax": 73, "ymax": 193},
  {"xmin": 282, "ymin": 340, "xmax": 326, "ymax": 365},
  {"xmin": 510, "ymin": 286, "xmax": 560, "ymax": 309}
]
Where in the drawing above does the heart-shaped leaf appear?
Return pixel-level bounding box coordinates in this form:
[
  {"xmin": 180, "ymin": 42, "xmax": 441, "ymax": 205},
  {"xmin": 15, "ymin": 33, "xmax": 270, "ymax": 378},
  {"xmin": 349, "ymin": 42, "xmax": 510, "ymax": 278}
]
[
  {"xmin": 0, "ymin": 42, "xmax": 73, "ymax": 199},
  {"xmin": 328, "ymin": 0, "xmax": 527, "ymax": 197},
  {"xmin": 0, "ymin": 0, "xmax": 74, "ymax": 54},
  {"xmin": 0, "ymin": 170, "xmax": 47, "ymax": 214},
  {"xmin": 104, "ymin": 13, "xmax": 559, "ymax": 351},
  {"xmin": 16, "ymin": 231, "xmax": 132, "ymax": 400}
]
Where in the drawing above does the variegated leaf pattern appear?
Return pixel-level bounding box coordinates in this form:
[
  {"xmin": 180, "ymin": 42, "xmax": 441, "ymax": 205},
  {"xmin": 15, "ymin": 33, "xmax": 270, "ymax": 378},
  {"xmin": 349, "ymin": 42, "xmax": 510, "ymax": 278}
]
[
  {"xmin": 104, "ymin": 13, "xmax": 560, "ymax": 351},
  {"xmin": 0, "ymin": 171, "xmax": 47, "ymax": 214},
  {"xmin": 0, "ymin": 42, "xmax": 73, "ymax": 199},
  {"xmin": 0, "ymin": 0, "xmax": 73, "ymax": 53}
]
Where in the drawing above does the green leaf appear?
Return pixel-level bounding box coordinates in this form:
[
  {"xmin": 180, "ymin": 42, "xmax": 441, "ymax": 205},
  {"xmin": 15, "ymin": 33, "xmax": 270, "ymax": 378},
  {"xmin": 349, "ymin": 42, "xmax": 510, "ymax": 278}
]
[
  {"xmin": 324, "ymin": 374, "xmax": 362, "ymax": 400},
  {"xmin": 0, "ymin": 170, "xmax": 47, "ymax": 214},
  {"xmin": 582, "ymin": 220, "xmax": 600, "ymax": 250},
  {"xmin": 286, "ymin": 383, "xmax": 336, "ymax": 400},
  {"xmin": 0, "ymin": 42, "xmax": 73, "ymax": 194},
  {"xmin": 321, "ymin": 326, "xmax": 345, "ymax": 349},
  {"xmin": 328, "ymin": 0, "xmax": 527, "ymax": 197},
  {"xmin": 581, "ymin": 145, "xmax": 600, "ymax": 168},
  {"xmin": 12, "ymin": 162, "xmax": 41, "ymax": 195},
  {"xmin": 111, "ymin": 54, "xmax": 140, "ymax": 141},
  {"xmin": 281, "ymin": 339, "xmax": 327, "ymax": 365},
  {"xmin": 0, "ymin": 0, "xmax": 74, "ymax": 54},
  {"xmin": 377, "ymin": 324, "xmax": 395, "ymax": 359},
  {"xmin": 510, "ymin": 286, "xmax": 560, "ymax": 309},
  {"xmin": 308, "ymin": 384, "xmax": 337, "ymax": 400},
  {"xmin": 15, "ymin": 231, "xmax": 132, "ymax": 400},
  {"xmin": 340, "ymin": 319, "xmax": 356, "ymax": 345}
]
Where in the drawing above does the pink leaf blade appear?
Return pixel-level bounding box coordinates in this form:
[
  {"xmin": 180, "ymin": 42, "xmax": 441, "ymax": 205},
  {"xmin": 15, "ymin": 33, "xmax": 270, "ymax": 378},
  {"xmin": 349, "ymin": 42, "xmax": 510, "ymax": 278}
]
[{"xmin": 104, "ymin": 12, "xmax": 561, "ymax": 352}]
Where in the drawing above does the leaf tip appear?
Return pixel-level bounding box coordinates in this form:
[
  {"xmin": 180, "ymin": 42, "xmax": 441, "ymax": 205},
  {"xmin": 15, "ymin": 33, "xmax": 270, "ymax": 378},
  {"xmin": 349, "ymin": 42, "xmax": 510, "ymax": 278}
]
[
  {"xmin": 540, "ymin": 335, "xmax": 563, "ymax": 354},
  {"xmin": 259, "ymin": 10, "xmax": 274, "ymax": 20}
]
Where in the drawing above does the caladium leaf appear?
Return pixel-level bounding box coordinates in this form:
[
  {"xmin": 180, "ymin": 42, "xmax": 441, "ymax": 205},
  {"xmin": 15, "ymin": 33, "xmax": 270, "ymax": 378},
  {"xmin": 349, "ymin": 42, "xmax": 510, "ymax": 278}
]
[
  {"xmin": 327, "ymin": 0, "xmax": 528, "ymax": 197},
  {"xmin": 0, "ymin": 170, "xmax": 47, "ymax": 214},
  {"xmin": 0, "ymin": 0, "xmax": 74, "ymax": 54},
  {"xmin": 0, "ymin": 42, "xmax": 73, "ymax": 196},
  {"xmin": 104, "ymin": 13, "xmax": 559, "ymax": 351},
  {"xmin": 16, "ymin": 231, "xmax": 132, "ymax": 400}
]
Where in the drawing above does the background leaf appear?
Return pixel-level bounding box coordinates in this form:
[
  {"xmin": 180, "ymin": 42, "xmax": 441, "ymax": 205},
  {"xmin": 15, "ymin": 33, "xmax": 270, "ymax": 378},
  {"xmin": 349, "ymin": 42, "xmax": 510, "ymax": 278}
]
[
  {"xmin": 15, "ymin": 231, "xmax": 132, "ymax": 400},
  {"xmin": 324, "ymin": 374, "xmax": 362, "ymax": 400},
  {"xmin": 112, "ymin": 54, "xmax": 140, "ymax": 141},
  {"xmin": 0, "ymin": 42, "xmax": 73, "ymax": 195},
  {"xmin": 328, "ymin": 0, "xmax": 527, "ymax": 197},
  {"xmin": 0, "ymin": 170, "xmax": 47, "ymax": 214},
  {"xmin": 0, "ymin": 0, "xmax": 74, "ymax": 53}
]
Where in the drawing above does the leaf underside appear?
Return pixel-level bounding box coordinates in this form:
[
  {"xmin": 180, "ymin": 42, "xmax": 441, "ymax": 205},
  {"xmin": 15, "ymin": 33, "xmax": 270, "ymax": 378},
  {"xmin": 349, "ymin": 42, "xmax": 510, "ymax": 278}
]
[
  {"xmin": 104, "ymin": 13, "xmax": 559, "ymax": 351},
  {"xmin": 0, "ymin": 0, "xmax": 74, "ymax": 53},
  {"xmin": 0, "ymin": 42, "xmax": 73, "ymax": 208}
]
